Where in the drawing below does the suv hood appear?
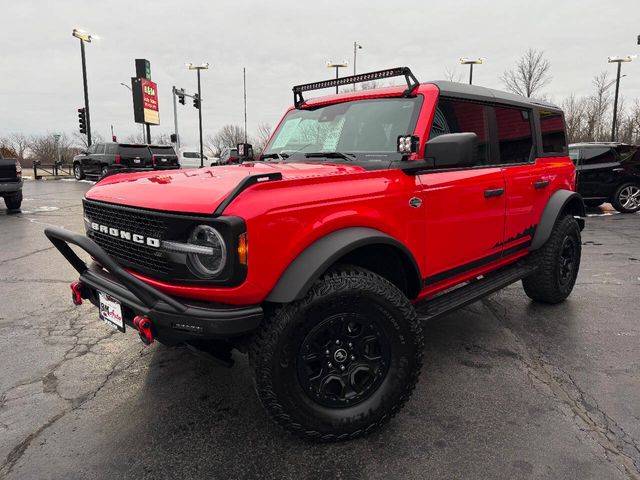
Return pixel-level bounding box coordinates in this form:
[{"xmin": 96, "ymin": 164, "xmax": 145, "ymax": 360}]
[{"xmin": 85, "ymin": 162, "xmax": 366, "ymax": 214}]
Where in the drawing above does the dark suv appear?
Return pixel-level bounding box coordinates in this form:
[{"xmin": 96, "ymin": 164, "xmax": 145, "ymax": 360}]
[
  {"xmin": 73, "ymin": 143, "xmax": 153, "ymax": 180},
  {"xmin": 569, "ymin": 142, "xmax": 640, "ymax": 213},
  {"xmin": 149, "ymin": 145, "xmax": 180, "ymax": 170}
]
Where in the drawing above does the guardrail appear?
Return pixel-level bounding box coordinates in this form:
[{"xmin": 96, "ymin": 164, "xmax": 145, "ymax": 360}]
[{"xmin": 33, "ymin": 160, "xmax": 73, "ymax": 179}]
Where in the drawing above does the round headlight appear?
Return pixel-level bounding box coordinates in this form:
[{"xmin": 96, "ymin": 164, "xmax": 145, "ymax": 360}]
[{"xmin": 187, "ymin": 225, "xmax": 227, "ymax": 278}]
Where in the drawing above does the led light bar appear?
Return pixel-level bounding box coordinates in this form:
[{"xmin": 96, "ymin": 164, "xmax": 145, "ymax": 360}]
[
  {"xmin": 397, "ymin": 135, "xmax": 419, "ymax": 154},
  {"xmin": 293, "ymin": 67, "xmax": 420, "ymax": 108}
]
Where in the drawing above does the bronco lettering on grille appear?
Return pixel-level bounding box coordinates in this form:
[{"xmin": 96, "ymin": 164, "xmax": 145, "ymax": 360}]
[{"xmin": 91, "ymin": 222, "xmax": 160, "ymax": 248}]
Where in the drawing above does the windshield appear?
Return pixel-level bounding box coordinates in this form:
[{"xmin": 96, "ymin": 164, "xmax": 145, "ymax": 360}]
[{"xmin": 262, "ymin": 97, "xmax": 423, "ymax": 161}]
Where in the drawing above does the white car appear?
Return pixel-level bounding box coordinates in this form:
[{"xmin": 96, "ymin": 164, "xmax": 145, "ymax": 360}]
[{"xmin": 178, "ymin": 149, "xmax": 216, "ymax": 169}]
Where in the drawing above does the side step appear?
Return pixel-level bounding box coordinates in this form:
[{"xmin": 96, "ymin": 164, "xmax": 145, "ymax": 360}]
[{"xmin": 416, "ymin": 263, "xmax": 536, "ymax": 322}]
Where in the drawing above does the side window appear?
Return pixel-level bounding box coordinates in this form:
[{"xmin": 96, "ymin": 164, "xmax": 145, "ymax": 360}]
[
  {"xmin": 539, "ymin": 111, "xmax": 567, "ymax": 154},
  {"xmin": 430, "ymin": 98, "xmax": 489, "ymax": 165},
  {"xmin": 582, "ymin": 147, "xmax": 615, "ymax": 166},
  {"xmin": 569, "ymin": 149, "xmax": 580, "ymax": 165},
  {"xmin": 107, "ymin": 144, "xmax": 118, "ymax": 154},
  {"xmin": 494, "ymin": 106, "xmax": 534, "ymax": 164},
  {"xmin": 95, "ymin": 144, "xmax": 105, "ymax": 154},
  {"xmin": 87, "ymin": 144, "xmax": 97, "ymax": 154}
]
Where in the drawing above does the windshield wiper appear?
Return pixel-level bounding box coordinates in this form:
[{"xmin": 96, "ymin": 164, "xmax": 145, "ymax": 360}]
[
  {"xmin": 304, "ymin": 152, "xmax": 357, "ymax": 161},
  {"xmin": 260, "ymin": 153, "xmax": 289, "ymax": 161}
]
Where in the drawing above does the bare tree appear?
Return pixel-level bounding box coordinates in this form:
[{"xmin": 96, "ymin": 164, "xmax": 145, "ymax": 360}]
[
  {"xmin": 27, "ymin": 133, "xmax": 78, "ymax": 166},
  {"xmin": 253, "ymin": 123, "xmax": 272, "ymax": 155},
  {"xmin": 72, "ymin": 131, "xmax": 104, "ymax": 148},
  {"xmin": 443, "ymin": 67, "xmax": 463, "ymax": 83},
  {"xmin": 583, "ymin": 72, "xmax": 612, "ymax": 142},
  {"xmin": 500, "ymin": 49, "xmax": 552, "ymax": 98},
  {"xmin": 124, "ymin": 131, "xmax": 147, "ymax": 144},
  {"xmin": 205, "ymin": 125, "xmax": 245, "ymax": 157},
  {"xmin": 561, "ymin": 94, "xmax": 588, "ymax": 143},
  {"xmin": 0, "ymin": 138, "xmax": 19, "ymax": 158},
  {"xmin": 8, "ymin": 133, "xmax": 30, "ymax": 159}
]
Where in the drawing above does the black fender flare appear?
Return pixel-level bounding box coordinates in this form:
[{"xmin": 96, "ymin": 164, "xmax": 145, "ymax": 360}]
[
  {"xmin": 530, "ymin": 189, "xmax": 585, "ymax": 251},
  {"xmin": 265, "ymin": 227, "xmax": 422, "ymax": 303}
]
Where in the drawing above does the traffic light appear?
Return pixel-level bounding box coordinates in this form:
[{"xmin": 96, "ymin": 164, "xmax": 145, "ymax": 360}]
[
  {"xmin": 78, "ymin": 108, "xmax": 87, "ymax": 134},
  {"xmin": 193, "ymin": 93, "xmax": 200, "ymax": 109},
  {"xmin": 178, "ymin": 92, "xmax": 185, "ymax": 105}
]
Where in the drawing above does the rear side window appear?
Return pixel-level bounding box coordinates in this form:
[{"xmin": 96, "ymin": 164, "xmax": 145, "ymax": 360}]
[
  {"xmin": 95, "ymin": 144, "xmax": 105, "ymax": 154},
  {"xmin": 582, "ymin": 147, "xmax": 615, "ymax": 166},
  {"xmin": 150, "ymin": 146, "xmax": 176, "ymax": 155},
  {"xmin": 494, "ymin": 107, "xmax": 534, "ymax": 164},
  {"xmin": 430, "ymin": 98, "xmax": 489, "ymax": 165},
  {"xmin": 106, "ymin": 144, "xmax": 118, "ymax": 154},
  {"xmin": 539, "ymin": 111, "xmax": 567, "ymax": 154},
  {"xmin": 118, "ymin": 145, "xmax": 151, "ymax": 159}
]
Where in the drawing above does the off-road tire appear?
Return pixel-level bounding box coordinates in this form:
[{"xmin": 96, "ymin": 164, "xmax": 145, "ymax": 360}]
[
  {"xmin": 584, "ymin": 199, "xmax": 604, "ymax": 208},
  {"xmin": 73, "ymin": 162, "xmax": 85, "ymax": 180},
  {"xmin": 523, "ymin": 214, "xmax": 581, "ymax": 304},
  {"xmin": 249, "ymin": 265, "xmax": 424, "ymax": 442},
  {"xmin": 611, "ymin": 182, "xmax": 640, "ymax": 213},
  {"xmin": 4, "ymin": 191, "xmax": 22, "ymax": 211}
]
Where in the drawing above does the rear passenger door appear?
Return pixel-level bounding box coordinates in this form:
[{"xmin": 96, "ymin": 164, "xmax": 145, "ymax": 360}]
[
  {"xmin": 494, "ymin": 106, "xmax": 547, "ymax": 253},
  {"xmin": 576, "ymin": 147, "xmax": 619, "ymax": 199},
  {"xmin": 418, "ymin": 98, "xmax": 506, "ymax": 284}
]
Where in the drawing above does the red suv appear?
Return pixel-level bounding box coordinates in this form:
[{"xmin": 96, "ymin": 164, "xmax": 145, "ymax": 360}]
[{"xmin": 47, "ymin": 67, "xmax": 584, "ymax": 441}]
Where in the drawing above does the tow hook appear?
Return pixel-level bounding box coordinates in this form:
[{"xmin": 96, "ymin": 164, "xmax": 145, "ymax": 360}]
[
  {"xmin": 70, "ymin": 281, "xmax": 84, "ymax": 305},
  {"xmin": 133, "ymin": 315, "xmax": 155, "ymax": 345}
]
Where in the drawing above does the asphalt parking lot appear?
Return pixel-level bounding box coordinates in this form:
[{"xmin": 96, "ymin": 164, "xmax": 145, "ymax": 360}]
[{"xmin": 1, "ymin": 179, "xmax": 639, "ymax": 480}]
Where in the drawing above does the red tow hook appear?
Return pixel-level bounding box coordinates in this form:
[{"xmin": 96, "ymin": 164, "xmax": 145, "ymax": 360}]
[
  {"xmin": 70, "ymin": 281, "xmax": 84, "ymax": 305},
  {"xmin": 133, "ymin": 315, "xmax": 155, "ymax": 345}
]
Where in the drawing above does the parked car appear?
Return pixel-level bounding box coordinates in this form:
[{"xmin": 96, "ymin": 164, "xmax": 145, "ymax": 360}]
[
  {"xmin": 149, "ymin": 145, "xmax": 180, "ymax": 170},
  {"xmin": 178, "ymin": 149, "xmax": 209, "ymax": 169},
  {"xmin": 219, "ymin": 147, "xmax": 240, "ymax": 165},
  {"xmin": 73, "ymin": 143, "xmax": 153, "ymax": 180},
  {"xmin": 47, "ymin": 67, "xmax": 584, "ymax": 441},
  {"xmin": 569, "ymin": 142, "xmax": 640, "ymax": 213},
  {"xmin": 0, "ymin": 152, "xmax": 22, "ymax": 210}
]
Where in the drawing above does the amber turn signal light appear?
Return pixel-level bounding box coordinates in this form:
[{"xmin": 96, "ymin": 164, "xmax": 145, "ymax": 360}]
[{"xmin": 238, "ymin": 233, "xmax": 248, "ymax": 265}]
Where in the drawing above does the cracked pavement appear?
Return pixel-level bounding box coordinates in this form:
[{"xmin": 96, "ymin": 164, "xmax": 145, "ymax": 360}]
[{"xmin": 1, "ymin": 179, "xmax": 639, "ymax": 479}]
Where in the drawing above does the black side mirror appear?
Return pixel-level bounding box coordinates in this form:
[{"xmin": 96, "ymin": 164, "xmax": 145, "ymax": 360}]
[
  {"xmin": 237, "ymin": 143, "xmax": 254, "ymax": 162},
  {"xmin": 424, "ymin": 133, "xmax": 477, "ymax": 169}
]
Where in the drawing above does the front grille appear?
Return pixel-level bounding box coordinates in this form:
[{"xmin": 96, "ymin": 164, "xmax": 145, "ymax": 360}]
[{"xmin": 83, "ymin": 200, "xmax": 170, "ymax": 275}]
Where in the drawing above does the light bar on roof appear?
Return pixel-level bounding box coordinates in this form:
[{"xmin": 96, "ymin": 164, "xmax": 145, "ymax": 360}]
[{"xmin": 292, "ymin": 67, "xmax": 420, "ymax": 108}]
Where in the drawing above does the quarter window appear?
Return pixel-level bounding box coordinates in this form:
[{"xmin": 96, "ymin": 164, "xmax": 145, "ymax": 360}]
[
  {"xmin": 495, "ymin": 107, "xmax": 534, "ymax": 164},
  {"xmin": 95, "ymin": 144, "xmax": 105, "ymax": 154},
  {"xmin": 582, "ymin": 147, "xmax": 615, "ymax": 166},
  {"xmin": 539, "ymin": 111, "xmax": 567, "ymax": 154},
  {"xmin": 430, "ymin": 98, "xmax": 489, "ymax": 165}
]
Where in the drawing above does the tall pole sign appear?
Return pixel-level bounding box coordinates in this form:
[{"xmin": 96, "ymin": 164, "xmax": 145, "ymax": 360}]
[{"xmin": 131, "ymin": 59, "xmax": 159, "ymax": 143}]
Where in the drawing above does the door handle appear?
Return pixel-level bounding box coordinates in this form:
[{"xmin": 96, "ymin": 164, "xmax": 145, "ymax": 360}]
[
  {"xmin": 484, "ymin": 188, "xmax": 504, "ymax": 198},
  {"xmin": 534, "ymin": 180, "xmax": 549, "ymax": 189}
]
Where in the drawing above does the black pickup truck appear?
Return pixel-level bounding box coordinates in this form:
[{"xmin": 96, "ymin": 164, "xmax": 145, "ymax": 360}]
[{"xmin": 0, "ymin": 153, "xmax": 23, "ymax": 210}]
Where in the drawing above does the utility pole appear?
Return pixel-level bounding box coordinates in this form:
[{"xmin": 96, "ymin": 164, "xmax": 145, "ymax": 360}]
[
  {"xmin": 353, "ymin": 42, "xmax": 362, "ymax": 75},
  {"xmin": 243, "ymin": 68, "xmax": 247, "ymax": 143},
  {"xmin": 608, "ymin": 56, "xmax": 635, "ymax": 142},
  {"xmin": 186, "ymin": 63, "xmax": 209, "ymax": 167},
  {"xmin": 327, "ymin": 61, "xmax": 348, "ymax": 94},
  {"xmin": 73, "ymin": 29, "xmax": 95, "ymax": 146},
  {"xmin": 459, "ymin": 58, "xmax": 485, "ymax": 85}
]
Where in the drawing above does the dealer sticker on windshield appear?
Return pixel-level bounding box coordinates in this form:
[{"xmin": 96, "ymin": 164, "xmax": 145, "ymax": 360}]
[{"xmin": 98, "ymin": 292, "xmax": 125, "ymax": 332}]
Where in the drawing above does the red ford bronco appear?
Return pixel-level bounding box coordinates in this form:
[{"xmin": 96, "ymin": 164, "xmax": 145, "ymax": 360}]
[{"xmin": 47, "ymin": 67, "xmax": 585, "ymax": 441}]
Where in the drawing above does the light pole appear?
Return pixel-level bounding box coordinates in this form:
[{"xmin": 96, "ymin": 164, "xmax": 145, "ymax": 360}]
[
  {"xmin": 353, "ymin": 42, "xmax": 363, "ymax": 75},
  {"xmin": 327, "ymin": 61, "xmax": 348, "ymax": 94},
  {"xmin": 186, "ymin": 62, "xmax": 209, "ymax": 167},
  {"xmin": 120, "ymin": 83, "xmax": 145, "ymax": 141},
  {"xmin": 608, "ymin": 55, "xmax": 635, "ymax": 142},
  {"xmin": 459, "ymin": 58, "xmax": 485, "ymax": 85},
  {"xmin": 72, "ymin": 29, "xmax": 97, "ymax": 146}
]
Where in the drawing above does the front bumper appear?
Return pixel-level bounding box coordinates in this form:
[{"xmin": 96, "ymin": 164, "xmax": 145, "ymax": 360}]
[
  {"xmin": 44, "ymin": 227, "xmax": 263, "ymax": 343},
  {"xmin": 0, "ymin": 179, "xmax": 23, "ymax": 194}
]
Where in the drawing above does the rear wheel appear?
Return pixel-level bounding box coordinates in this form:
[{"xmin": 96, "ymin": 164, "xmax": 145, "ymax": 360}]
[
  {"xmin": 4, "ymin": 191, "xmax": 22, "ymax": 211},
  {"xmin": 73, "ymin": 162, "xmax": 85, "ymax": 180},
  {"xmin": 523, "ymin": 215, "xmax": 581, "ymax": 304},
  {"xmin": 249, "ymin": 266, "xmax": 423, "ymax": 441},
  {"xmin": 611, "ymin": 183, "xmax": 640, "ymax": 213},
  {"xmin": 584, "ymin": 199, "xmax": 604, "ymax": 208}
]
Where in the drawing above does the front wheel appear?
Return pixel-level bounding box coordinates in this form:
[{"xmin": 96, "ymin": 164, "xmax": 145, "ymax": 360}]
[
  {"xmin": 523, "ymin": 214, "xmax": 581, "ymax": 304},
  {"xmin": 100, "ymin": 165, "xmax": 110, "ymax": 179},
  {"xmin": 73, "ymin": 162, "xmax": 85, "ymax": 180},
  {"xmin": 249, "ymin": 266, "xmax": 424, "ymax": 441},
  {"xmin": 611, "ymin": 183, "xmax": 640, "ymax": 213}
]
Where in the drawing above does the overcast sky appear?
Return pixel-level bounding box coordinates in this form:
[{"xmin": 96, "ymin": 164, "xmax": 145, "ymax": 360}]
[{"xmin": 1, "ymin": 0, "xmax": 639, "ymax": 148}]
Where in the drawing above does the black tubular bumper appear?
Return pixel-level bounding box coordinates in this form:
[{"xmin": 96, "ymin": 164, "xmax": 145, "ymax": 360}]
[{"xmin": 44, "ymin": 227, "xmax": 263, "ymax": 343}]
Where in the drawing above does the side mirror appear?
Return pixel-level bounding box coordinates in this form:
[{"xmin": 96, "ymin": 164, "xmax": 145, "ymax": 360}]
[
  {"xmin": 237, "ymin": 143, "xmax": 254, "ymax": 162},
  {"xmin": 424, "ymin": 133, "xmax": 478, "ymax": 169}
]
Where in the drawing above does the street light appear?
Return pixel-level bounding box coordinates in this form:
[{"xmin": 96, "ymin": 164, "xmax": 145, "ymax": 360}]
[
  {"xmin": 608, "ymin": 55, "xmax": 636, "ymax": 142},
  {"xmin": 72, "ymin": 28, "xmax": 97, "ymax": 146},
  {"xmin": 186, "ymin": 62, "xmax": 209, "ymax": 167},
  {"xmin": 459, "ymin": 58, "xmax": 485, "ymax": 85},
  {"xmin": 327, "ymin": 61, "xmax": 348, "ymax": 94},
  {"xmin": 353, "ymin": 42, "xmax": 363, "ymax": 75}
]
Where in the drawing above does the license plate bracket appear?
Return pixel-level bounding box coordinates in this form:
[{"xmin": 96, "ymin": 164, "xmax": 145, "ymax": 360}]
[{"xmin": 98, "ymin": 292, "xmax": 125, "ymax": 332}]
